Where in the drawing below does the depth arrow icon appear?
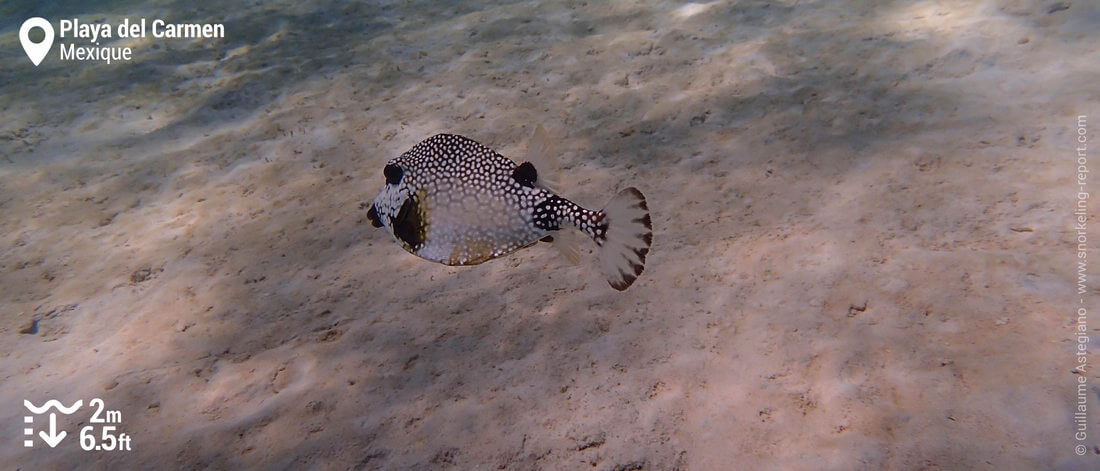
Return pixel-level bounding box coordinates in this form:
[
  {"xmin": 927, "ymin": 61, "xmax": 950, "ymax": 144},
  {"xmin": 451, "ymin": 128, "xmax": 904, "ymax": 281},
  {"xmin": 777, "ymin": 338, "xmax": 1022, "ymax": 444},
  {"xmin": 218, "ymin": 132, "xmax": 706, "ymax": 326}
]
[{"xmin": 38, "ymin": 413, "xmax": 65, "ymax": 447}]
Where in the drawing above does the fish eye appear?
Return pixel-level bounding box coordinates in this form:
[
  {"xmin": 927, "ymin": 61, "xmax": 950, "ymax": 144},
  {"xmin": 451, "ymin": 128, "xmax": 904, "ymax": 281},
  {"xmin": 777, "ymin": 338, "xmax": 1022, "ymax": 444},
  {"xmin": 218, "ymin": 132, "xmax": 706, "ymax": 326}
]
[{"xmin": 384, "ymin": 164, "xmax": 403, "ymax": 185}]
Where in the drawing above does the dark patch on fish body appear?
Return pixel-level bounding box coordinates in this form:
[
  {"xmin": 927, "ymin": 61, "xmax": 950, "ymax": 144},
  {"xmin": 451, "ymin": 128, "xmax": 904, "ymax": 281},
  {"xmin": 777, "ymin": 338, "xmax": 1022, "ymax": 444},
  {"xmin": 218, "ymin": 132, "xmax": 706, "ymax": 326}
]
[
  {"xmin": 384, "ymin": 163, "xmax": 404, "ymax": 185},
  {"xmin": 367, "ymin": 204, "xmax": 384, "ymax": 228},
  {"xmin": 512, "ymin": 161, "xmax": 538, "ymax": 188},
  {"xmin": 392, "ymin": 196, "xmax": 425, "ymax": 250},
  {"xmin": 533, "ymin": 196, "xmax": 566, "ymax": 231}
]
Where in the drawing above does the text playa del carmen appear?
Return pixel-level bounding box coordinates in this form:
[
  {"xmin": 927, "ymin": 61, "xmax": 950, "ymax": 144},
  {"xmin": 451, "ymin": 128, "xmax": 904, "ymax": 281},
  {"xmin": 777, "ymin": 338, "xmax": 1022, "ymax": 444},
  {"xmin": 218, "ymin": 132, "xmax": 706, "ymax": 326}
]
[{"xmin": 58, "ymin": 18, "xmax": 224, "ymax": 64}]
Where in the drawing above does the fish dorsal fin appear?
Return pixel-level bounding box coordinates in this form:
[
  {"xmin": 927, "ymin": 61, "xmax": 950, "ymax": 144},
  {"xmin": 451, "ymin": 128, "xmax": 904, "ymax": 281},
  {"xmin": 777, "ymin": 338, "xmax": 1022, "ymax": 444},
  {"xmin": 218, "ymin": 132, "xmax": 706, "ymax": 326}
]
[
  {"xmin": 525, "ymin": 124, "xmax": 562, "ymax": 193},
  {"xmin": 526, "ymin": 124, "xmax": 577, "ymax": 264}
]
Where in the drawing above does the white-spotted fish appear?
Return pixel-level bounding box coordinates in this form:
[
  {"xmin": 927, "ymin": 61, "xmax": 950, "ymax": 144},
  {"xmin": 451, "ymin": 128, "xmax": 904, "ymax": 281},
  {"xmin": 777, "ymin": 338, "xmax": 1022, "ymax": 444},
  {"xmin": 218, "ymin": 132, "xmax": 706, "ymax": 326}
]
[{"xmin": 366, "ymin": 126, "xmax": 652, "ymax": 290}]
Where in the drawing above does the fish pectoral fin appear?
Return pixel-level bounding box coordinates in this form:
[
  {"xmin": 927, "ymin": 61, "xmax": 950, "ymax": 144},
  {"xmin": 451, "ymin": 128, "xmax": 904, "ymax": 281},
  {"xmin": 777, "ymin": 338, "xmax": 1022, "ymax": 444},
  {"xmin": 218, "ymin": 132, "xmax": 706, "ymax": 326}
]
[
  {"xmin": 525, "ymin": 124, "xmax": 562, "ymax": 192},
  {"xmin": 550, "ymin": 228, "xmax": 585, "ymax": 266}
]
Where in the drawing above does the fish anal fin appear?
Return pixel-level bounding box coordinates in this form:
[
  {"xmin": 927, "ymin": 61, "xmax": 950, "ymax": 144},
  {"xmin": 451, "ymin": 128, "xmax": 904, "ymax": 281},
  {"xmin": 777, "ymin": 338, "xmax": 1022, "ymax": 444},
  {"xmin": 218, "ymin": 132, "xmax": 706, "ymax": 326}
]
[{"xmin": 550, "ymin": 228, "xmax": 585, "ymax": 266}]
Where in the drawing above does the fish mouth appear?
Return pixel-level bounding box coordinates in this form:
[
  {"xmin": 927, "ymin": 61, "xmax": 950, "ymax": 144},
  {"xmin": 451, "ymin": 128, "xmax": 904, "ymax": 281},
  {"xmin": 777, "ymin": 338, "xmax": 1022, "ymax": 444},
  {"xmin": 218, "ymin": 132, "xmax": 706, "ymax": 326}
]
[{"xmin": 366, "ymin": 204, "xmax": 383, "ymax": 228}]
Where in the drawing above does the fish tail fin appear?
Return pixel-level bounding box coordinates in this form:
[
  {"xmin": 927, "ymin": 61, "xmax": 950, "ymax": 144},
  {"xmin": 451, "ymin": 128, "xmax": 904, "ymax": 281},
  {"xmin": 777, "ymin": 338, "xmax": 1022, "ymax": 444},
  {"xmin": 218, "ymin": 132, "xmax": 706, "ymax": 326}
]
[{"xmin": 595, "ymin": 187, "xmax": 652, "ymax": 291}]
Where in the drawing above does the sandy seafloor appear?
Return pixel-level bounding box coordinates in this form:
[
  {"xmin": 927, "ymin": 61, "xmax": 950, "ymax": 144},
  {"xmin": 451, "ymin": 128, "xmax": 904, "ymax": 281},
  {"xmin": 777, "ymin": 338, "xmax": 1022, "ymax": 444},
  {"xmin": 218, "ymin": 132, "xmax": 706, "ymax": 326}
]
[{"xmin": 1, "ymin": 0, "xmax": 1098, "ymax": 468}]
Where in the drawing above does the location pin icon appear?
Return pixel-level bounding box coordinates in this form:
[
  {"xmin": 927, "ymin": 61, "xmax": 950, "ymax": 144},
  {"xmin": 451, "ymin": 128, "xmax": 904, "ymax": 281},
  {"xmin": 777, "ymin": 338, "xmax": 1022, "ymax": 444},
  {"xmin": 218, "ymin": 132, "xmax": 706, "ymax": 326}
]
[{"xmin": 19, "ymin": 17, "xmax": 54, "ymax": 66}]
